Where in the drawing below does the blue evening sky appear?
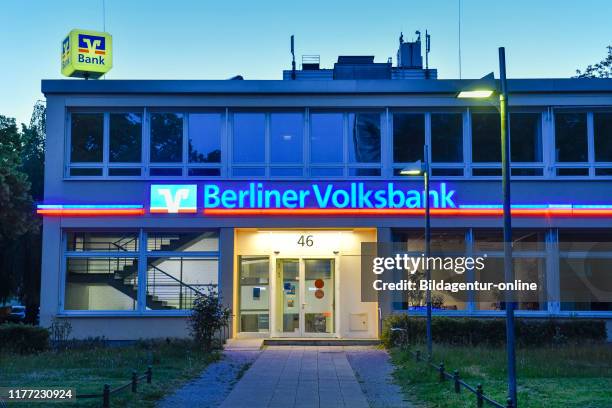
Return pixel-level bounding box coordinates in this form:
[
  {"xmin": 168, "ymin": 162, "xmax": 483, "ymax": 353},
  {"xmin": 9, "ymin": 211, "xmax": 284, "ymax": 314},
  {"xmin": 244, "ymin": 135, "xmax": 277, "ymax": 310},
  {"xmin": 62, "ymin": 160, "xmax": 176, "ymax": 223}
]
[{"xmin": 1, "ymin": 0, "xmax": 611, "ymax": 125}]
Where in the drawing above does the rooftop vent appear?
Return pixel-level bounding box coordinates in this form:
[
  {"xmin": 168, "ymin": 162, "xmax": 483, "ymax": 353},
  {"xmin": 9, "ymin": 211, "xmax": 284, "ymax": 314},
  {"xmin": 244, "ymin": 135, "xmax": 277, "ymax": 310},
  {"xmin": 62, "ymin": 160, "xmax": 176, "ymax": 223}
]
[{"xmin": 302, "ymin": 55, "xmax": 320, "ymax": 70}]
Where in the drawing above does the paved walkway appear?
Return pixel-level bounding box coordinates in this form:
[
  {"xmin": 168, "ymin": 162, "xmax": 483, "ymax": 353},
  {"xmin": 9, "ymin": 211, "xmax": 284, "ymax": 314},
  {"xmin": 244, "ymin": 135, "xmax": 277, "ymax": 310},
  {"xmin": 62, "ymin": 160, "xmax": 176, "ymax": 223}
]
[{"xmin": 220, "ymin": 346, "xmax": 369, "ymax": 408}]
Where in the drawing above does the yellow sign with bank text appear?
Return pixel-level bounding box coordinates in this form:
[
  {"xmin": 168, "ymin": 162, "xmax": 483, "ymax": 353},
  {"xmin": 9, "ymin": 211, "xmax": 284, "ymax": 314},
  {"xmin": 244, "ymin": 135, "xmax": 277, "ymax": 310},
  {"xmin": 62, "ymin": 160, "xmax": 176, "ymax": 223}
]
[{"xmin": 61, "ymin": 29, "xmax": 112, "ymax": 78}]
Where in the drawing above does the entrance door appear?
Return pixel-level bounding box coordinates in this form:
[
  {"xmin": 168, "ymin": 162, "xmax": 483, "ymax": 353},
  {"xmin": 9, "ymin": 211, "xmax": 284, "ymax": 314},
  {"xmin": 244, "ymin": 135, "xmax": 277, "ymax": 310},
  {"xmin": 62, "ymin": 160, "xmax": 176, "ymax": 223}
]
[{"xmin": 276, "ymin": 258, "xmax": 335, "ymax": 337}]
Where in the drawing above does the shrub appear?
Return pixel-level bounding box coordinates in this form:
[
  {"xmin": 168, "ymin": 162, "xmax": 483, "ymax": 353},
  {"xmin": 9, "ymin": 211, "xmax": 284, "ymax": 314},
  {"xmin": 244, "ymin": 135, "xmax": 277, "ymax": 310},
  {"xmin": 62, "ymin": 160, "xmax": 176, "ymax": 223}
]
[
  {"xmin": 188, "ymin": 290, "xmax": 231, "ymax": 351},
  {"xmin": 382, "ymin": 315, "xmax": 607, "ymax": 348},
  {"xmin": 0, "ymin": 323, "xmax": 50, "ymax": 354}
]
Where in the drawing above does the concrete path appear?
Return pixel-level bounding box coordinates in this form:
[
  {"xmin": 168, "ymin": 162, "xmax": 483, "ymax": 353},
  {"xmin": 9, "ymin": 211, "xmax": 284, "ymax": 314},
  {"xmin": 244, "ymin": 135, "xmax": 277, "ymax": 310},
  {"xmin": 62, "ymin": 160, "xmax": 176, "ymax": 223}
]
[{"xmin": 219, "ymin": 346, "xmax": 369, "ymax": 408}]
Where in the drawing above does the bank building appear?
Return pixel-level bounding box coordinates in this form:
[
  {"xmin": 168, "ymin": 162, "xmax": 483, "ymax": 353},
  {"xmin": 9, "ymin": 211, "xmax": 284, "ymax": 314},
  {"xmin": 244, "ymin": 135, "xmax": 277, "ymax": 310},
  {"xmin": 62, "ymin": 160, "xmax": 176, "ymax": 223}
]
[{"xmin": 38, "ymin": 35, "xmax": 612, "ymax": 340}]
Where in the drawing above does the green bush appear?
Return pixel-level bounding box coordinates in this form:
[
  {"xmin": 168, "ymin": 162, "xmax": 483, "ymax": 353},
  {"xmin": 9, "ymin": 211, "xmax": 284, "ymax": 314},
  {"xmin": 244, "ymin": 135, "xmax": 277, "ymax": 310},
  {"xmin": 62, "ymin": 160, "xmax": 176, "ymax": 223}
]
[
  {"xmin": 0, "ymin": 323, "xmax": 50, "ymax": 354},
  {"xmin": 382, "ymin": 315, "xmax": 607, "ymax": 348}
]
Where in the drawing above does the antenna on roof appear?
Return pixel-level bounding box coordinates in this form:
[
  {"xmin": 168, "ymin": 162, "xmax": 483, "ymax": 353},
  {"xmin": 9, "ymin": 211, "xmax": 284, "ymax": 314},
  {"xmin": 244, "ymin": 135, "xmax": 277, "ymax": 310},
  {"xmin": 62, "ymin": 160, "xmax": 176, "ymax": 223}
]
[
  {"xmin": 290, "ymin": 35, "xmax": 296, "ymax": 80},
  {"xmin": 425, "ymin": 30, "xmax": 431, "ymax": 79}
]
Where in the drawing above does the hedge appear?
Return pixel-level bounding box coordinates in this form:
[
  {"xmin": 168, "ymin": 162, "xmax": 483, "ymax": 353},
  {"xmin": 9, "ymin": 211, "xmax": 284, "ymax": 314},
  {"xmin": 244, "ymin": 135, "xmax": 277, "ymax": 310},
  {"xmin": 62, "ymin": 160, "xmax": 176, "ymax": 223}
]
[
  {"xmin": 381, "ymin": 315, "xmax": 607, "ymax": 348},
  {"xmin": 0, "ymin": 323, "xmax": 50, "ymax": 354}
]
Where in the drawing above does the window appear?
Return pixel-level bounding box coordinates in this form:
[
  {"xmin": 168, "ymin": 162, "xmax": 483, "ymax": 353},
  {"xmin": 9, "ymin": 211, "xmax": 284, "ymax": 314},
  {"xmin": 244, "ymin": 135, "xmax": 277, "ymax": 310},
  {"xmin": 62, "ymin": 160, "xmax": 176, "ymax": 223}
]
[
  {"xmin": 238, "ymin": 256, "xmax": 270, "ymax": 332},
  {"xmin": 71, "ymin": 113, "xmax": 103, "ymax": 162},
  {"xmin": 594, "ymin": 112, "xmax": 612, "ymax": 162},
  {"xmin": 431, "ymin": 113, "xmax": 463, "ymax": 163},
  {"xmin": 348, "ymin": 113, "xmax": 381, "ymax": 163},
  {"xmin": 393, "ymin": 113, "xmax": 424, "ymax": 163},
  {"xmin": 471, "ymin": 112, "xmax": 501, "ymax": 162},
  {"xmin": 271, "ymin": 113, "xmax": 303, "ymax": 164},
  {"xmin": 63, "ymin": 230, "xmax": 219, "ymax": 313},
  {"xmin": 510, "ymin": 113, "xmax": 542, "ymax": 162},
  {"xmin": 310, "ymin": 113, "xmax": 343, "ymax": 163},
  {"xmin": 188, "ymin": 113, "xmax": 221, "ymax": 163},
  {"xmin": 109, "ymin": 113, "xmax": 142, "ymax": 163},
  {"xmin": 150, "ymin": 113, "xmax": 184, "ymax": 163},
  {"xmin": 233, "ymin": 113, "xmax": 265, "ymax": 163},
  {"xmin": 555, "ymin": 112, "xmax": 587, "ymax": 162}
]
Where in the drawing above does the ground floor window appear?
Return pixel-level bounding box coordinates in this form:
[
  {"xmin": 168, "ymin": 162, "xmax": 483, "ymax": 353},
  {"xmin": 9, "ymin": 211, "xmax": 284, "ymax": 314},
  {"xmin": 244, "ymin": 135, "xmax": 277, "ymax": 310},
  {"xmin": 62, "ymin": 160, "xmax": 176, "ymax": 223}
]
[
  {"xmin": 238, "ymin": 256, "xmax": 270, "ymax": 332},
  {"xmin": 62, "ymin": 230, "xmax": 219, "ymax": 313}
]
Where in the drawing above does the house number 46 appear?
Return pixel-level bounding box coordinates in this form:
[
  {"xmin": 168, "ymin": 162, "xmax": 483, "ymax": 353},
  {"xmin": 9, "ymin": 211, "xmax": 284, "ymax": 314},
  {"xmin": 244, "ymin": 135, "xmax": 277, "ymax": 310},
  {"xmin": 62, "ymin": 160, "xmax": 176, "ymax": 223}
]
[{"xmin": 297, "ymin": 235, "xmax": 314, "ymax": 247}]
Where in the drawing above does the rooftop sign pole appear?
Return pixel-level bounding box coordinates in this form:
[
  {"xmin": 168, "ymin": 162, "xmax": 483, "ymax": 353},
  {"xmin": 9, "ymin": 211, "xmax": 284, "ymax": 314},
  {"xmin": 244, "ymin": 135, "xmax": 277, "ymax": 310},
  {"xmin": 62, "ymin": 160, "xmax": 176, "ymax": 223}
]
[{"xmin": 61, "ymin": 29, "xmax": 113, "ymax": 79}]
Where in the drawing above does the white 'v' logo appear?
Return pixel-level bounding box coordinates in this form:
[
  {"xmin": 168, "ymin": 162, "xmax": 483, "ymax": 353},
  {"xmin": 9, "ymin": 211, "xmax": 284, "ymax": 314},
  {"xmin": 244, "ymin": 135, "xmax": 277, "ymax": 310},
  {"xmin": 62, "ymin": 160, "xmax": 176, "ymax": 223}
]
[{"xmin": 158, "ymin": 188, "xmax": 190, "ymax": 213}]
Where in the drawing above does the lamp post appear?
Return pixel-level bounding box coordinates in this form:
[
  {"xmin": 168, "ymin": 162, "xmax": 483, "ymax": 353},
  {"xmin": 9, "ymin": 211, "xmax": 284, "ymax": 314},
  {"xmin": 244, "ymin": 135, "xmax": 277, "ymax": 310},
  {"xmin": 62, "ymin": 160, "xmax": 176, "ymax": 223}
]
[
  {"xmin": 457, "ymin": 47, "xmax": 517, "ymax": 406},
  {"xmin": 401, "ymin": 145, "xmax": 432, "ymax": 359}
]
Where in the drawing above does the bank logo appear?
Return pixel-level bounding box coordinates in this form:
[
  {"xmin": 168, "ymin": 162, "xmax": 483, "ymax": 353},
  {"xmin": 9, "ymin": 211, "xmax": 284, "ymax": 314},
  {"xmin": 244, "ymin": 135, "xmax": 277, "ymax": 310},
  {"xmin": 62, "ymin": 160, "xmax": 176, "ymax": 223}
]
[
  {"xmin": 150, "ymin": 185, "xmax": 197, "ymax": 214},
  {"xmin": 61, "ymin": 36, "xmax": 70, "ymax": 68},
  {"xmin": 78, "ymin": 34, "xmax": 106, "ymax": 54}
]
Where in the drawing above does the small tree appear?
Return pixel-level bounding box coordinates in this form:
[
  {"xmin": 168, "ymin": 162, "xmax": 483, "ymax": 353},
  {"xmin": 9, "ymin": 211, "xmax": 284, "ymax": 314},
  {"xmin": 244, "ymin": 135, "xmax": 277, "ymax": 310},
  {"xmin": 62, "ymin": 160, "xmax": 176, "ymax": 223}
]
[{"xmin": 188, "ymin": 289, "xmax": 231, "ymax": 351}]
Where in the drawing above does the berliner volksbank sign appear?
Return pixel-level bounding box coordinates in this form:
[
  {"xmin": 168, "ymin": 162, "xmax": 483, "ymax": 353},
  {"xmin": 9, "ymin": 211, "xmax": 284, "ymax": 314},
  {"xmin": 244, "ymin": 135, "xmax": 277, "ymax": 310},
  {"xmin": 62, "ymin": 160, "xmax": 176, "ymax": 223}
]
[{"xmin": 149, "ymin": 181, "xmax": 456, "ymax": 214}]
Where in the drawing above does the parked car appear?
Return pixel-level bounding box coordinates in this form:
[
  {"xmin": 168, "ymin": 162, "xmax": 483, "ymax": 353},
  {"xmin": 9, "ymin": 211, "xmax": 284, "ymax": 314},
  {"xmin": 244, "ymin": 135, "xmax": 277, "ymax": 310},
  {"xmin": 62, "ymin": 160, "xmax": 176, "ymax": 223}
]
[{"xmin": 8, "ymin": 305, "xmax": 26, "ymax": 322}]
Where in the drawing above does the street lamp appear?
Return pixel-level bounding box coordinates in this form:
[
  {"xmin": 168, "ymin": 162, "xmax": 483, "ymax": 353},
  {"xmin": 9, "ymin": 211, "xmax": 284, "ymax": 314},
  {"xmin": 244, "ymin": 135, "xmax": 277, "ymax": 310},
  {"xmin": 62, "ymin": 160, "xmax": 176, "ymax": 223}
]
[
  {"xmin": 457, "ymin": 47, "xmax": 517, "ymax": 407},
  {"xmin": 400, "ymin": 145, "xmax": 432, "ymax": 359}
]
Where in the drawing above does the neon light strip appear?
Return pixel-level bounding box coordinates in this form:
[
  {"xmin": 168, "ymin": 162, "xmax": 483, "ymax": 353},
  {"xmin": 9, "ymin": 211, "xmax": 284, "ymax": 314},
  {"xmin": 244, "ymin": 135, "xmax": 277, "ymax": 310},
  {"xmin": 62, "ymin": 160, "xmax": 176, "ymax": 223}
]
[
  {"xmin": 37, "ymin": 204, "xmax": 144, "ymax": 216},
  {"xmin": 202, "ymin": 208, "xmax": 612, "ymax": 217}
]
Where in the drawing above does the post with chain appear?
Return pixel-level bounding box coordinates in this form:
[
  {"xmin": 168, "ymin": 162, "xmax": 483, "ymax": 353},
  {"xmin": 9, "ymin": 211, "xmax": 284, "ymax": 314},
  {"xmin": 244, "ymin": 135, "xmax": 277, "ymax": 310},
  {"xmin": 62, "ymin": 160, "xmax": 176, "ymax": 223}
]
[
  {"xmin": 476, "ymin": 384, "xmax": 484, "ymax": 408},
  {"xmin": 453, "ymin": 370, "xmax": 460, "ymax": 393}
]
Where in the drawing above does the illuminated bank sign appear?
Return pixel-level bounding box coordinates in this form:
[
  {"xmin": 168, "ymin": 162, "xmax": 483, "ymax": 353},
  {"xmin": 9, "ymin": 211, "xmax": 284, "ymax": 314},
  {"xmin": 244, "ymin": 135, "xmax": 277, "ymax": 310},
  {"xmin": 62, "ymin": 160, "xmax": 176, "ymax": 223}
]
[
  {"xmin": 150, "ymin": 184, "xmax": 197, "ymax": 213},
  {"xmin": 61, "ymin": 29, "xmax": 113, "ymax": 79},
  {"xmin": 149, "ymin": 181, "xmax": 456, "ymax": 213}
]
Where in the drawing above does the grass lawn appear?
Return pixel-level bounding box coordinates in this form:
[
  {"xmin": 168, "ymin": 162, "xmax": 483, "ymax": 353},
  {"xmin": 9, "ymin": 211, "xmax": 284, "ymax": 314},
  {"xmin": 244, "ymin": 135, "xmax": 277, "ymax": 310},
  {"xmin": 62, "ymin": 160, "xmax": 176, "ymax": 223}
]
[
  {"xmin": 390, "ymin": 343, "xmax": 612, "ymax": 408},
  {"xmin": 0, "ymin": 339, "xmax": 219, "ymax": 407}
]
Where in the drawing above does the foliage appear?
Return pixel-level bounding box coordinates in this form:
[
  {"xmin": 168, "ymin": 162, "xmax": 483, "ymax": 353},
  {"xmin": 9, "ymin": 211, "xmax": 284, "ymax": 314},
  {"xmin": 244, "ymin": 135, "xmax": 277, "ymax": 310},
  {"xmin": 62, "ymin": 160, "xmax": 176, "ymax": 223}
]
[
  {"xmin": 0, "ymin": 323, "xmax": 50, "ymax": 354},
  {"xmin": 381, "ymin": 315, "xmax": 606, "ymax": 348},
  {"xmin": 391, "ymin": 344, "xmax": 612, "ymax": 408},
  {"xmin": 49, "ymin": 317, "xmax": 73, "ymax": 343},
  {"xmin": 188, "ymin": 289, "xmax": 231, "ymax": 351},
  {"xmin": 575, "ymin": 45, "xmax": 612, "ymax": 78},
  {"xmin": 0, "ymin": 338, "xmax": 218, "ymax": 407}
]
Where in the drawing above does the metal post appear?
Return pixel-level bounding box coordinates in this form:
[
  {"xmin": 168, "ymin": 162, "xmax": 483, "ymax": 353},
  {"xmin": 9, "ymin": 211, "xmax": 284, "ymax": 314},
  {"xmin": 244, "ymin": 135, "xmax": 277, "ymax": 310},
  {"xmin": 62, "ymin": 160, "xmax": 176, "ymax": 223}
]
[
  {"xmin": 146, "ymin": 366, "xmax": 152, "ymax": 384},
  {"xmin": 499, "ymin": 46, "xmax": 517, "ymax": 407},
  {"xmin": 102, "ymin": 384, "xmax": 110, "ymax": 408},
  {"xmin": 438, "ymin": 362, "xmax": 445, "ymax": 382},
  {"xmin": 131, "ymin": 370, "xmax": 137, "ymax": 392},
  {"xmin": 424, "ymin": 144, "xmax": 432, "ymax": 359},
  {"xmin": 476, "ymin": 384, "xmax": 484, "ymax": 408},
  {"xmin": 453, "ymin": 370, "xmax": 460, "ymax": 393}
]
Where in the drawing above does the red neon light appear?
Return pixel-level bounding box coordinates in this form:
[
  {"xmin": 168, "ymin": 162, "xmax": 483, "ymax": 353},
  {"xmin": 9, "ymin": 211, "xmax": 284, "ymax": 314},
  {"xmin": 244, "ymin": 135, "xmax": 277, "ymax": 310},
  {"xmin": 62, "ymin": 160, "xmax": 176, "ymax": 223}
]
[
  {"xmin": 202, "ymin": 208, "xmax": 612, "ymax": 217},
  {"xmin": 37, "ymin": 209, "xmax": 145, "ymax": 216}
]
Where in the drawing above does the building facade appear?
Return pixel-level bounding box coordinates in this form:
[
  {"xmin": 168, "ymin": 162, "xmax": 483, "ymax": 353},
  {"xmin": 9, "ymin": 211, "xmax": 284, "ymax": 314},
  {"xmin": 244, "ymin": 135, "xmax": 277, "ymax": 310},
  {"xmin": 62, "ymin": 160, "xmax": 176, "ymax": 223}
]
[{"xmin": 38, "ymin": 69, "xmax": 612, "ymax": 339}]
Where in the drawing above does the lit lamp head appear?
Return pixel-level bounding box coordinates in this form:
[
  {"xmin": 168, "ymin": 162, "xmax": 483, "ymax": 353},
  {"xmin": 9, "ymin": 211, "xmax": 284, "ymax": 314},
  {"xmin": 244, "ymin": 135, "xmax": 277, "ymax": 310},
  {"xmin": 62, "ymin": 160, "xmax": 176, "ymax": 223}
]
[
  {"xmin": 456, "ymin": 89, "xmax": 494, "ymax": 99},
  {"xmin": 456, "ymin": 73, "xmax": 496, "ymax": 99},
  {"xmin": 400, "ymin": 160, "xmax": 426, "ymax": 176}
]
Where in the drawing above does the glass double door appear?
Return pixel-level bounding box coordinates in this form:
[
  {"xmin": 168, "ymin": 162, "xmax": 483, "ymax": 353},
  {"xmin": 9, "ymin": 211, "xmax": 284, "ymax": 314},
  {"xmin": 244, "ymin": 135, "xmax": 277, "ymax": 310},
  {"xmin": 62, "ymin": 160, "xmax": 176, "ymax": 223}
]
[{"xmin": 276, "ymin": 258, "xmax": 335, "ymax": 337}]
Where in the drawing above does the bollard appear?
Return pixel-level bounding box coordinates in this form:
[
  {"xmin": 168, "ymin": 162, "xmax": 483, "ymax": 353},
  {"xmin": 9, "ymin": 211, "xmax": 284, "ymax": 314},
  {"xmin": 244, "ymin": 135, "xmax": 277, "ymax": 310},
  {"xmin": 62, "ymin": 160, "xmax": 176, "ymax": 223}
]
[
  {"xmin": 453, "ymin": 370, "xmax": 460, "ymax": 393},
  {"xmin": 147, "ymin": 366, "xmax": 152, "ymax": 384},
  {"xmin": 415, "ymin": 350, "xmax": 421, "ymax": 362},
  {"xmin": 131, "ymin": 370, "xmax": 137, "ymax": 392},
  {"xmin": 438, "ymin": 362, "xmax": 445, "ymax": 382},
  {"xmin": 506, "ymin": 397, "xmax": 515, "ymax": 408},
  {"xmin": 476, "ymin": 384, "xmax": 483, "ymax": 408},
  {"xmin": 102, "ymin": 384, "xmax": 110, "ymax": 408}
]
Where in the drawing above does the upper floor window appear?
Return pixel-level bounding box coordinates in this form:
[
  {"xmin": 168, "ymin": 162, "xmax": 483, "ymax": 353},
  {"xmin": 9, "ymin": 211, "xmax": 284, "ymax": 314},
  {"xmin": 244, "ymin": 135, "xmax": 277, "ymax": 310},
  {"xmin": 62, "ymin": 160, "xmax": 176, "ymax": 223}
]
[
  {"xmin": 271, "ymin": 113, "xmax": 303, "ymax": 164},
  {"xmin": 189, "ymin": 113, "xmax": 221, "ymax": 163},
  {"xmin": 233, "ymin": 113, "xmax": 265, "ymax": 164},
  {"xmin": 594, "ymin": 112, "xmax": 612, "ymax": 162},
  {"xmin": 110, "ymin": 113, "xmax": 142, "ymax": 163},
  {"xmin": 71, "ymin": 113, "xmax": 103, "ymax": 163},
  {"xmin": 310, "ymin": 113, "xmax": 343, "ymax": 164},
  {"xmin": 431, "ymin": 113, "xmax": 463, "ymax": 163},
  {"xmin": 348, "ymin": 113, "xmax": 381, "ymax": 163},
  {"xmin": 510, "ymin": 113, "xmax": 542, "ymax": 162},
  {"xmin": 150, "ymin": 113, "xmax": 183, "ymax": 163},
  {"xmin": 471, "ymin": 112, "xmax": 501, "ymax": 162},
  {"xmin": 393, "ymin": 113, "xmax": 424, "ymax": 163},
  {"xmin": 555, "ymin": 112, "xmax": 587, "ymax": 162}
]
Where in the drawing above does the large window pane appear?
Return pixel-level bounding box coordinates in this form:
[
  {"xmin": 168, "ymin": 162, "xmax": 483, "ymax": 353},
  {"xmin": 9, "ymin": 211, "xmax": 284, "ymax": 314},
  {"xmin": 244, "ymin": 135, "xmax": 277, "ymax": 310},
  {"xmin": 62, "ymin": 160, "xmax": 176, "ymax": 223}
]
[
  {"xmin": 147, "ymin": 257, "xmax": 218, "ymax": 310},
  {"xmin": 65, "ymin": 257, "xmax": 138, "ymax": 310},
  {"xmin": 271, "ymin": 113, "xmax": 303, "ymax": 164},
  {"xmin": 147, "ymin": 232, "xmax": 219, "ymax": 252},
  {"xmin": 188, "ymin": 113, "xmax": 221, "ymax": 163},
  {"xmin": 510, "ymin": 113, "xmax": 542, "ymax": 162},
  {"xmin": 150, "ymin": 113, "xmax": 184, "ymax": 163},
  {"xmin": 594, "ymin": 112, "xmax": 612, "ymax": 162},
  {"xmin": 348, "ymin": 113, "xmax": 381, "ymax": 163},
  {"xmin": 110, "ymin": 113, "xmax": 142, "ymax": 163},
  {"xmin": 431, "ymin": 113, "xmax": 463, "ymax": 162},
  {"xmin": 233, "ymin": 113, "xmax": 265, "ymax": 163},
  {"xmin": 393, "ymin": 113, "xmax": 424, "ymax": 163},
  {"xmin": 310, "ymin": 113, "xmax": 343, "ymax": 163},
  {"xmin": 239, "ymin": 256, "xmax": 270, "ymax": 332},
  {"xmin": 71, "ymin": 113, "xmax": 103, "ymax": 162},
  {"xmin": 555, "ymin": 112, "xmax": 587, "ymax": 162},
  {"xmin": 67, "ymin": 232, "xmax": 139, "ymax": 252},
  {"xmin": 471, "ymin": 112, "xmax": 501, "ymax": 162}
]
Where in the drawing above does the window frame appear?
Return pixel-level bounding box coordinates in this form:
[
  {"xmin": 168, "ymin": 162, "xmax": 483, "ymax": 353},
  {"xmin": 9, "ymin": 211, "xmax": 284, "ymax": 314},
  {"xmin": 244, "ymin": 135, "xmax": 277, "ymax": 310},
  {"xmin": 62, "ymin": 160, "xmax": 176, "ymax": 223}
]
[{"xmin": 59, "ymin": 229, "xmax": 220, "ymax": 316}]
